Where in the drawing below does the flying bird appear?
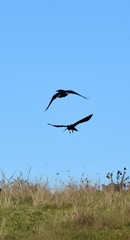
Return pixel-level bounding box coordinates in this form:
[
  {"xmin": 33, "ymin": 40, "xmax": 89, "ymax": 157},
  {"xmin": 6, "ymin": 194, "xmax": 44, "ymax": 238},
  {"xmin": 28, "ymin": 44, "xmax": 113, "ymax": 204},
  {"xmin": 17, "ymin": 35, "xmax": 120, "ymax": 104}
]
[
  {"xmin": 45, "ymin": 89, "xmax": 88, "ymax": 110},
  {"xmin": 48, "ymin": 114, "xmax": 93, "ymax": 133}
]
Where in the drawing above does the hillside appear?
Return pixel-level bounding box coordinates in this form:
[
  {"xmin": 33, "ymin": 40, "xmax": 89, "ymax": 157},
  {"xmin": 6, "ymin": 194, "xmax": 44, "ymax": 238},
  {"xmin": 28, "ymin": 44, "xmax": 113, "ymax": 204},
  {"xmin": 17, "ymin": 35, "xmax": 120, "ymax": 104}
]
[{"xmin": 0, "ymin": 172, "xmax": 130, "ymax": 240}]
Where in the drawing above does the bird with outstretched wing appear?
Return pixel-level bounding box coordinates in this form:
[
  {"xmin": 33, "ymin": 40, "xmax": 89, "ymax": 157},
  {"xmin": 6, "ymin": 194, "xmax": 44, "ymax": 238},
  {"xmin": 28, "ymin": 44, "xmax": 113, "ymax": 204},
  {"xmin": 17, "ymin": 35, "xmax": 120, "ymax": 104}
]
[
  {"xmin": 45, "ymin": 89, "xmax": 88, "ymax": 110},
  {"xmin": 48, "ymin": 114, "xmax": 93, "ymax": 133}
]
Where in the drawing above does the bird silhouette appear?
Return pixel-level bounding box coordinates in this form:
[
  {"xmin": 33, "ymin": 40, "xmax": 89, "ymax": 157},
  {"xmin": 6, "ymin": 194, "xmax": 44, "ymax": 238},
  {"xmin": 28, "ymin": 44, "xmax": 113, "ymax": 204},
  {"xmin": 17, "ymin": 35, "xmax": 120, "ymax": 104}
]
[
  {"xmin": 45, "ymin": 89, "xmax": 88, "ymax": 110},
  {"xmin": 48, "ymin": 114, "xmax": 93, "ymax": 133}
]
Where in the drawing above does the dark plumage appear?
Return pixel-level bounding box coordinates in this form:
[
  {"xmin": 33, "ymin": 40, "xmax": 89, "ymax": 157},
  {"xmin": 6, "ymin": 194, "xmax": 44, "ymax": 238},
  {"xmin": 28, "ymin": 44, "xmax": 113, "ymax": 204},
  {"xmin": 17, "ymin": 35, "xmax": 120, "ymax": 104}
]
[
  {"xmin": 48, "ymin": 114, "xmax": 93, "ymax": 133},
  {"xmin": 45, "ymin": 89, "xmax": 88, "ymax": 110}
]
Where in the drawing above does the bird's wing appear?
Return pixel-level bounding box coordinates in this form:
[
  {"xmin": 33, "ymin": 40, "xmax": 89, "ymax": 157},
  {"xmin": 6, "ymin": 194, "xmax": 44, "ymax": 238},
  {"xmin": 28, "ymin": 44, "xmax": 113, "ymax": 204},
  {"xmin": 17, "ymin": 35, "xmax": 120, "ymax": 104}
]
[
  {"xmin": 66, "ymin": 90, "xmax": 88, "ymax": 99},
  {"xmin": 45, "ymin": 92, "xmax": 59, "ymax": 110},
  {"xmin": 48, "ymin": 123, "xmax": 67, "ymax": 128},
  {"xmin": 73, "ymin": 114, "xmax": 93, "ymax": 126}
]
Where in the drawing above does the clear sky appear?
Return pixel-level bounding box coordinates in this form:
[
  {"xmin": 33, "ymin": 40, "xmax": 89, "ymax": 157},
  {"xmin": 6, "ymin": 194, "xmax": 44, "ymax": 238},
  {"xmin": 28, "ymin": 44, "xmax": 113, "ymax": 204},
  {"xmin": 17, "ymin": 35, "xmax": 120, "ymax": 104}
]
[{"xmin": 0, "ymin": 1, "xmax": 130, "ymax": 186}]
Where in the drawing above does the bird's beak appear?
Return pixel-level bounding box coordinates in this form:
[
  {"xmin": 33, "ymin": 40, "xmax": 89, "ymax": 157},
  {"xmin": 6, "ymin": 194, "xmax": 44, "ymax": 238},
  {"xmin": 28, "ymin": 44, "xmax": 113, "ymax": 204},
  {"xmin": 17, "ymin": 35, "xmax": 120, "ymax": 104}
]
[{"xmin": 63, "ymin": 128, "xmax": 67, "ymax": 132}]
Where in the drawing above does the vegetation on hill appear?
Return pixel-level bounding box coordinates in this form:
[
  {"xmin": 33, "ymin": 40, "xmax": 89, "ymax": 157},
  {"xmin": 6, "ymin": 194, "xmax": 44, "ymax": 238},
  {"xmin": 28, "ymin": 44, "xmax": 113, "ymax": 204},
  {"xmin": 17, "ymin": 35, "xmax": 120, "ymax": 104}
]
[{"xmin": 0, "ymin": 168, "xmax": 130, "ymax": 240}]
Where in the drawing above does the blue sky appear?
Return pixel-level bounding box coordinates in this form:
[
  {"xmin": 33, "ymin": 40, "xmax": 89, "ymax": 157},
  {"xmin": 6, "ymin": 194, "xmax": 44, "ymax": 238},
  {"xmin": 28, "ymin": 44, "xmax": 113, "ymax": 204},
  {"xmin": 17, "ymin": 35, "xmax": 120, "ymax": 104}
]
[{"xmin": 0, "ymin": 1, "xmax": 130, "ymax": 185}]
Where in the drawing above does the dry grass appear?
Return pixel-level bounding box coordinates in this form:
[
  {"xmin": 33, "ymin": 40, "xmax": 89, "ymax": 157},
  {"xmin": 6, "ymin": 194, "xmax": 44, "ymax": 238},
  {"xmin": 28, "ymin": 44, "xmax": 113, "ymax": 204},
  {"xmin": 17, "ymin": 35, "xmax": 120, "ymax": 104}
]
[{"xmin": 0, "ymin": 172, "xmax": 130, "ymax": 240}]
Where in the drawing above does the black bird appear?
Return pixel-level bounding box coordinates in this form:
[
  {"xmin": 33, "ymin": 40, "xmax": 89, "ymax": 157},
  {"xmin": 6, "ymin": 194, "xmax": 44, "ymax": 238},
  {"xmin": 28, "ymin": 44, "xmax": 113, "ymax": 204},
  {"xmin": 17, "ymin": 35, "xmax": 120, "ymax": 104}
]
[
  {"xmin": 48, "ymin": 114, "xmax": 93, "ymax": 133},
  {"xmin": 45, "ymin": 89, "xmax": 88, "ymax": 110}
]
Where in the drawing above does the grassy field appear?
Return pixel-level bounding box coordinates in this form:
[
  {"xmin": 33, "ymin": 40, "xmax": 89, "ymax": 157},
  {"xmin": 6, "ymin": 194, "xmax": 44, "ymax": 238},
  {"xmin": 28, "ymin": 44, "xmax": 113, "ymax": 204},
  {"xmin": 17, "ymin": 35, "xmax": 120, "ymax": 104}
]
[{"xmin": 0, "ymin": 173, "xmax": 130, "ymax": 240}]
